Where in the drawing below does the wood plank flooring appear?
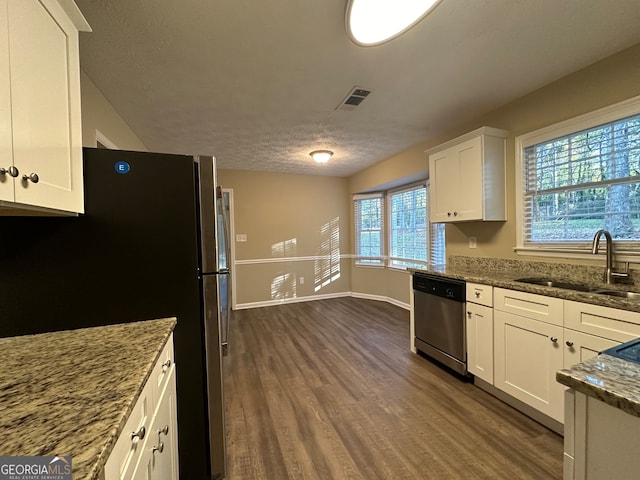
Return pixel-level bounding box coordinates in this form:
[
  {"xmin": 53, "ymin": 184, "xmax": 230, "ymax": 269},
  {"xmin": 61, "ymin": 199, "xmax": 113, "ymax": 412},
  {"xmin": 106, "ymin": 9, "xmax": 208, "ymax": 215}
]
[{"xmin": 223, "ymin": 297, "xmax": 563, "ymax": 479}]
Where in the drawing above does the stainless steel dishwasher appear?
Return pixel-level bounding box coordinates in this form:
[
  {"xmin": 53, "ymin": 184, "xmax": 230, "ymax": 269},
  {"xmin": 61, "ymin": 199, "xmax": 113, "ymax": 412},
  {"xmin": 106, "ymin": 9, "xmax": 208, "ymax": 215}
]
[{"xmin": 413, "ymin": 272, "xmax": 468, "ymax": 375}]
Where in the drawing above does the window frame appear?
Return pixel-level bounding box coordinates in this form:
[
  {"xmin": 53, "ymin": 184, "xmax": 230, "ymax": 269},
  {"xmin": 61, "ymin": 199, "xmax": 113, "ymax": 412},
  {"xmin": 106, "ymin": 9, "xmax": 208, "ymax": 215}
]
[
  {"xmin": 515, "ymin": 94, "xmax": 640, "ymax": 261},
  {"xmin": 354, "ymin": 193, "xmax": 385, "ymax": 266},
  {"xmin": 387, "ymin": 183, "xmax": 428, "ymax": 269},
  {"xmin": 353, "ymin": 181, "xmax": 445, "ymax": 269}
]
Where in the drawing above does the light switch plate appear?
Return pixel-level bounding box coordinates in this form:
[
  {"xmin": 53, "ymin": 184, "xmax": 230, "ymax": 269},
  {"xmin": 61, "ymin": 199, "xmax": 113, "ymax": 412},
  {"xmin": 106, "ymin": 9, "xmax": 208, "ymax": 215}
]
[{"xmin": 236, "ymin": 234, "xmax": 247, "ymax": 242}]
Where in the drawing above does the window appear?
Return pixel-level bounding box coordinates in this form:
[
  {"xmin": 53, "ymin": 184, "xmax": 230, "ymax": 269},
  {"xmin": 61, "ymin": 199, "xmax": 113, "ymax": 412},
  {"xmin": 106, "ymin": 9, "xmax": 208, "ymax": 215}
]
[
  {"xmin": 516, "ymin": 95, "xmax": 640, "ymax": 256},
  {"xmin": 354, "ymin": 183, "xmax": 445, "ymax": 267},
  {"xmin": 389, "ymin": 186, "xmax": 426, "ymax": 268},
  {"xmin": 354, "ymin": 193, "xmax": 384, "ymax": 265}
]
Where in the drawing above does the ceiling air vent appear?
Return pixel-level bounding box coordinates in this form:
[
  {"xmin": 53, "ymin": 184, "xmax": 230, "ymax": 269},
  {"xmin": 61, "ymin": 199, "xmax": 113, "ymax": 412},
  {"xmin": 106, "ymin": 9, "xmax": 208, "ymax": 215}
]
[{"xmin": 337, "ymin": 86, "xmax": 371, "ymax": 111}]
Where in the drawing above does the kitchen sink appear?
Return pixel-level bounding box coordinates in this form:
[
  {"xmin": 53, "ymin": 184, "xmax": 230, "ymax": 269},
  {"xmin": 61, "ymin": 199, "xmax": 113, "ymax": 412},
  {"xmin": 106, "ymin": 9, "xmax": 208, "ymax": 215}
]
[
  {"xmin": 514, "ymin": 277, "xmax": 598, "ymax": 292},
  {"xmin": 515, "ymin": 277, "xmax": 640, "ymax": 301},
  {"xmin": 593, "ymin": 290, "xmax": 640, "ymax": 300}
]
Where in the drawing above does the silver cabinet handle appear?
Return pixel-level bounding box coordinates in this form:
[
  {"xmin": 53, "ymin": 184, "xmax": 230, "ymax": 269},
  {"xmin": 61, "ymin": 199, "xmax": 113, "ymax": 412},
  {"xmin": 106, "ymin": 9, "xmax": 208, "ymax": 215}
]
[
  {"xmin": 566, "ymin": 341, "xmax": 574, "ymax": 347},
  {"xmin": 475, "ymin": 291, "xmax": 481, "ymax": 297},
  {"xmin": 22, "ymin": 173, "xmax": 39, "ymax": 183},
  {"xmin": 131, "ymin": 425, "xmax": 146, "ymax": 441},
  {"xmin": 153, "ymin": 441, "xmax": 164, "ymax": 454},
  {"xmin": 0, "ymin": 166, "xmax": 19, "ymax": 177},
  {"xmin": 467, "ymin": 311, "xmax": 472, "ymax": 317},
  {"xmin": 453, "ymin": 211, "xmax": 458, "ymax": 216},
  {"xmin": 159, "ymin": 425, "xmax": 169, "ymax": 436},
  {"xmin": 550, "ymin": 337, "xmax": 558, "ymax": 343},
  {"xmin": 447, "ymin": 212, "xmax": 452, "ymax": 217},
  {"xmin": 162, "ymin": 359, "xmax": 172, "ymax": 371}
]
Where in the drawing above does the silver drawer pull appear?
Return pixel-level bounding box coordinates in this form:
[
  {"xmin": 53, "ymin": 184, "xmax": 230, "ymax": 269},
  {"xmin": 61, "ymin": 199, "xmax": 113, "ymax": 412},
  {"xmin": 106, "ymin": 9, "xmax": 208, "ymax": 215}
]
[
  {"xmin": 474, "ymin": 291, "xmax": 481, "ymax": 297},
  {"xmin": 153, "ymin": 441, "xmax": 164, "ymax": 454},
  {"xmin": 0, "ymin": 166, "xmax": 19, "ymax": 177},
  {"xmin": 22, "ymin": 172, "xmax": 39, "ymax": 183},
  {"xmin": 159, "ymin": 425, "xmax": 169, "ymax": 436},
  {"xmin": 162, "ymin": 359, "xmax": 172, "ymax": 371},
  {"xmin": 550, "ymin": 337, "xmax": 558, "ymax": 343},
  {"xmin": 566, "ymin": 341, "xmax": 574, "ymax": 347},
  {"xmin": 131, "ymin": 425, "xmax": 146, "ymax": 441}
]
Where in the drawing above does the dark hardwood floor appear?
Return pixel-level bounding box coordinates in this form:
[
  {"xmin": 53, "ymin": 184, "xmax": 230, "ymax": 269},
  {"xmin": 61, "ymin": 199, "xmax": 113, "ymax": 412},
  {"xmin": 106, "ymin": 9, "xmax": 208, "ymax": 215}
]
[{"xmin": 223, "ymin": 297, "xmax": 563, "ymax": 479}]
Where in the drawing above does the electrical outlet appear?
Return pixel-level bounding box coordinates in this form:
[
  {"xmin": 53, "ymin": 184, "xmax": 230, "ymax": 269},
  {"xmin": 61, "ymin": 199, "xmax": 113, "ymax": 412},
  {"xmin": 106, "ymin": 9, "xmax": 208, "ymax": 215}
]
[
  {"xmin": 299, "ymin": 276, "xmax": 305, "ymax": 285},
  {"xmin": 469, "ymin": 236, "xmax": 477, "ymax": 249},
  {"xmin": 236, "ymin": 234, "xmax": 247, "ymax": 242}
]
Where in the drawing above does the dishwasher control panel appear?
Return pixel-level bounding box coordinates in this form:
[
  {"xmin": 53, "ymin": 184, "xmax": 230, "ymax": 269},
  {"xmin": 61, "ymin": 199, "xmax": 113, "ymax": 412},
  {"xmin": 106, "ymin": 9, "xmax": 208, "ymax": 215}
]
[{"xmin": 413, "ymin": 273, "xmax": 465, "ymax": 302}]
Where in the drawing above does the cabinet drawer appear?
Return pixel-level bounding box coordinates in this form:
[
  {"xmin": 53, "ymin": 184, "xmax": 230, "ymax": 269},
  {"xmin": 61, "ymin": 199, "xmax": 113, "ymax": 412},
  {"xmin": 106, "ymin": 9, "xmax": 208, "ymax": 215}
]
[
  {"xmin": 564, "ymin": 300, "xmax": 640, "ymax": 343},
  {"xmin": 467, "ymin": 283, "xmax": 493, "ymax": 307},
  {"xmin": 103, "ymin": 373, "xmax": 154, "ymax": 480},
  {"xmin": 494, "ymin": 288, "xmax": 563, "ymax": 326}
]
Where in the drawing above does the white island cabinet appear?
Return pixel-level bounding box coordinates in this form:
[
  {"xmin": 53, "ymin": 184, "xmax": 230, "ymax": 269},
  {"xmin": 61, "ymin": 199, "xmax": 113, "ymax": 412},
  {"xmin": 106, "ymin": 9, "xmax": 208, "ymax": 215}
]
[
  {"xmin": 104, "ymin": 334, "xmax": 179, "ymax": 480},
  {"xmin": 0, "ymin": 0, "xmax": 90, "ymax": 215},
  {"xmin": 427, "ymin": 127, "xmax": 508, "ymax": 223}
]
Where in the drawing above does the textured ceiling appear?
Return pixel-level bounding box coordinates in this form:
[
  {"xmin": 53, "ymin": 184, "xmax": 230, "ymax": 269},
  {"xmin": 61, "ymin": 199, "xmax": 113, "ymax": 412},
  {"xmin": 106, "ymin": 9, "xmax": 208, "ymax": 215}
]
[{"xmin": 75, "ymin": 0, "xmax": 640, "ymax": 177}]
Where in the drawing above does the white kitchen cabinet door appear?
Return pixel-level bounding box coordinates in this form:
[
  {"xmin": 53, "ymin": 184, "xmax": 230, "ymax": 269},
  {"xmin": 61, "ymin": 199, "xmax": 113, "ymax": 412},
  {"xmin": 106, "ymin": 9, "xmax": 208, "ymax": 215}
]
[
  {"xmin": 429, "ymin": 147, "xmax": 460, "ymax": 222},
  {"xmin": 494, "ymin": 309, "xmax": 565, "ymax": 422},
  {"xmin": 563, "ymin": 329, "xmax": 619, "ymax": 369},
  {"xmin": 427, "ymin": 127, "xmax": 507, "ymax": 223},
  {"xmin": 0, "ymin": 0, "xmax": 88, "ymax": 214},
  {"xmin": 467, "ymin": 302, "xmax": 494, "ymax": 383},
  {"xmin": 0, "ymin": 0, "xmax": 13, "ymax": 203}
]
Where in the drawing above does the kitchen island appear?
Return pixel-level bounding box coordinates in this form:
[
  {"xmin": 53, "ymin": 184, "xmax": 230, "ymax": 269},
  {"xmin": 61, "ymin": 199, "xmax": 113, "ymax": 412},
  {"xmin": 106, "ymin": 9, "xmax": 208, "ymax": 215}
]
[
  {"xmin": 0, "ymin": 317, "xmax": 176, "ymax": 480},
  {"xmin": 557, "ymin": 353, "xmax": 640, "ymax": 479}
]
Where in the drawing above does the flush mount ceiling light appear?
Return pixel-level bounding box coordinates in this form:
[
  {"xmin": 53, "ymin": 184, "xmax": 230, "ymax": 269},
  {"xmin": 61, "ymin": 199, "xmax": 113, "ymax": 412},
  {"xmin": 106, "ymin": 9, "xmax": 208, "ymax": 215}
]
[
  {"xmin": 310, "ymin": 150, "xmax": 333, "ymax": 164},
  {"xmin": 346, "ymin": 0, "xmax": 442, "ymax": 46}
]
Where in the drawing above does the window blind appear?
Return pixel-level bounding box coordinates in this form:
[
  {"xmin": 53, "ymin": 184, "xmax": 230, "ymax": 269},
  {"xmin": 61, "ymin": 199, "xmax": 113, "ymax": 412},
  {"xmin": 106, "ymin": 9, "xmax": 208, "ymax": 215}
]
[
  {"xmin": 388, "ymin": 185, "xmax": 427, "ymax": 268},
  {"xmin": 523, "ymin": 113, "xmax": 640, "ymax": 247},
  {"xmin": 354, "ymin": 193, "xmax": 384, "ymax": 265}
]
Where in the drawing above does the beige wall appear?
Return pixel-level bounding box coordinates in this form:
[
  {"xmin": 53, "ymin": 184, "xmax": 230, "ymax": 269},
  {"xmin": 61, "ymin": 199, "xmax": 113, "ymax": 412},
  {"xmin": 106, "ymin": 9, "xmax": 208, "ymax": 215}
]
[
  {"xmin": 349, "ymin": 43, "xmax": 640, "ymax": 300},
  {"xmin": 80, "ymin": 43, "xmax": 640, "ymax": 307},
  {"xmin": 217, "ymin": 169, "xmax": 352, "ymax": 307},
  {"xmin": 80, "ymin": 70, "xmax": 147, "ymax": 151}
]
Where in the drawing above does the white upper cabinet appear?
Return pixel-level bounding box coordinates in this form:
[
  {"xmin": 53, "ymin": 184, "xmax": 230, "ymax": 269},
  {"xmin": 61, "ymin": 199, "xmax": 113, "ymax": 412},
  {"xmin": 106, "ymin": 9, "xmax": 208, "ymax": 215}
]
[
  {"xmin": 0, "ymin": 0, "xmax": 90, "ymax": 215},
  {"xmin": 427, "ymin": 127, "xmax": 508, "ymax": 223}
]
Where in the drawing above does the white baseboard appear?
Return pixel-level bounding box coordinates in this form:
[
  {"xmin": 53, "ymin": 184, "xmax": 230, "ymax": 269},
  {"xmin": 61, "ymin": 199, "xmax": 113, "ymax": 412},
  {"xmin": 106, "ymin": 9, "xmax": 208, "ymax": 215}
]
[{"xmin": 235, "ymin": 291, "xmax": 410, "ymax": 311}]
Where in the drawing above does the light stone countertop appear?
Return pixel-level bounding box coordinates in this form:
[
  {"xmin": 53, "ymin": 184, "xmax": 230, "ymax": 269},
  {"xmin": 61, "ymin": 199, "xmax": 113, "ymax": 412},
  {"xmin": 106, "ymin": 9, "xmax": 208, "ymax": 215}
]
[
  {"xmin": 556, "ymin": 354, "xmax": 640, "ymax": 417},
  {"xmin": 0, "ymin": 317, "xmax": 177, "ymax": 480}
]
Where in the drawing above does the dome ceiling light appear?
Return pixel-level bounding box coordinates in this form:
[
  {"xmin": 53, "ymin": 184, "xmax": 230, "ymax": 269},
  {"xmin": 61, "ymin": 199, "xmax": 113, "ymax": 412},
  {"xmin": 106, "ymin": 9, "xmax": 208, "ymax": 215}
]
[
  {"xmin": 310, "ymin": 150, "xmax": 333, "ymax": 164},
  {"xmin": 346, "ymin": 0, "xmax": 442, "ymax": 46}
]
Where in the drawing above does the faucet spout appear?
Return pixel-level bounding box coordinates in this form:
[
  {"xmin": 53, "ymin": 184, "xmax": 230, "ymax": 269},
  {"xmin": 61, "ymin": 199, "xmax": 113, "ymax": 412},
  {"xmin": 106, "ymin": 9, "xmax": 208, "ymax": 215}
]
[{"xmin": 591, "ymin": 229, "xmax": 629, "ymax": 285}]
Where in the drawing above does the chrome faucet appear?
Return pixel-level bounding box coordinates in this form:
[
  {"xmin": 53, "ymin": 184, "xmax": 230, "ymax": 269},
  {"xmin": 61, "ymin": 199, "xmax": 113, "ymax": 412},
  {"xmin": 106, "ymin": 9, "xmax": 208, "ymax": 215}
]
[{"xmin": 591, "ymin": 229, "xmax": 629, "ymax": 284}]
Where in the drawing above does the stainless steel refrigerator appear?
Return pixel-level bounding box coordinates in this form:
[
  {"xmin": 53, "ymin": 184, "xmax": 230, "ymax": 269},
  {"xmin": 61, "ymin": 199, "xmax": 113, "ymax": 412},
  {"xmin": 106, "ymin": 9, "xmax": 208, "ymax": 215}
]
[{"xmin": 0, "ymin": 148, "xmax": 231, "ymax": 479}]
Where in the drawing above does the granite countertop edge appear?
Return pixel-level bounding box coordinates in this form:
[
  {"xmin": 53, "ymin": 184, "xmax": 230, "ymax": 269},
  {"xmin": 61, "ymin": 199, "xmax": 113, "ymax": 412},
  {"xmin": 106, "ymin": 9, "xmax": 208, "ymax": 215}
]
[
  {"xmin": 556, "ymin": 353, "xmax": 640, "ymax": 417},
  {"xmin": 0, "ymin": 317, "xmax": 177, "ymax": 480}
]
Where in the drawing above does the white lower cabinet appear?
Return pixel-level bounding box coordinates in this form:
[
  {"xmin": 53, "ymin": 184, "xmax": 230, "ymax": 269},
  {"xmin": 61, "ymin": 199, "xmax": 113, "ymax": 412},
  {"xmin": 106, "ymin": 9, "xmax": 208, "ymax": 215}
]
[
  {"xmin": 132, "ymin": 364, "xmax": 179, "ymax": 480},
  {"xmin": 563, "ymin": 329, "xmax": 619, "ymax": 368},
  {"xmin": 104, "ymin": 334, "xmax": 178, "ymax": 480},
  {"xmin": 493, "ymin": 309, "xmax": 565, "ymax": 422},
  {"xmin": 467, "ymin": 302, "xmax": 494, "ymax": 383}
]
